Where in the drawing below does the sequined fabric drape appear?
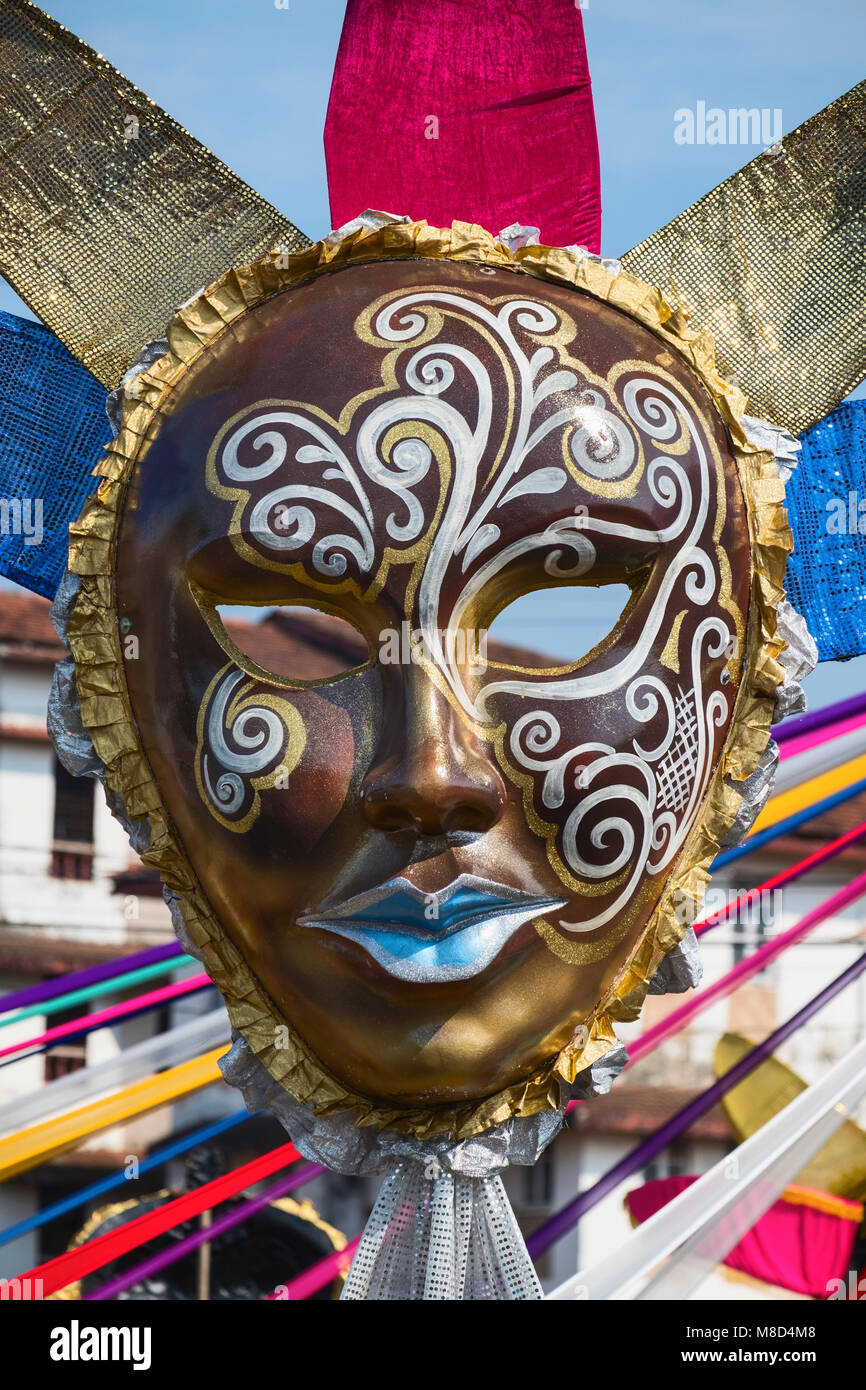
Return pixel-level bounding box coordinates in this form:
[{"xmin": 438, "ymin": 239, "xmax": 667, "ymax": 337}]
[{"xmin": 341, "ymin": 1162, "xmax": 542, "ymax": 1301}]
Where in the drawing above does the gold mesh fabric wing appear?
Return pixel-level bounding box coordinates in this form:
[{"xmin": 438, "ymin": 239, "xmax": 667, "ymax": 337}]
[
  {"xmin": 0, "ymin": 0, "xmax": 309, "ymax": 386},
  {"xmin": 622, "ymin": 83, "xmax": 866, "ymax": 435}
]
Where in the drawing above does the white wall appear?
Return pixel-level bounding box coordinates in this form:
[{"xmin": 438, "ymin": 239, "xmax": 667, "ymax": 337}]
[{"xmin": 0, "ymin": 658, "xmax": 171, "ymax": 944}]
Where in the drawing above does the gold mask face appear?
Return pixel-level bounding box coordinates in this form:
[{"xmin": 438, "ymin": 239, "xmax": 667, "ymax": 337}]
[{"xmin": 67, "ymin": 223, "xmax": 785, "ymax": 1138}]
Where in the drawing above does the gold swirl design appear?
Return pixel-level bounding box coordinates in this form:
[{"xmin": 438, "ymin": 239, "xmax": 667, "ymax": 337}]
[{"xmin": 193, "ymin": 665, "xmax": 307, "ymax": 833}]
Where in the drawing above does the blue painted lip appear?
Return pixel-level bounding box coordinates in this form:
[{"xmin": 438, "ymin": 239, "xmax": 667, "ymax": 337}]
[
  {"xmin": 297, "ymin": 875, "xmax": 567, "ymax": 982},
  {"xmin": 341, "ymin": 885, "xmax": 532, "ymax": 936}
]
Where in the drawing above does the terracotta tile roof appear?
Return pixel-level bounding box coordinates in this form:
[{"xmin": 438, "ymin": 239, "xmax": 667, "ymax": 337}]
[
  {"xmin": 223, "ymin": 606, "xmax": 561, "ymax": 678},
  {"xmin": 223, "ymin": 608, "xmax": 368, "ymax": 680},
  {"xmin": 0, "ymin": 589, "xmax": 564, "ymax": 675},
  {"xmin": 0, "ymin": 928, "xmax": 172, "ymax": 973},
  {"xmin": 570, "ymin": 1083, "xmax": 731, "ymax": 1142},
  {"xmin": 0, "ymin": 722, "xmax": 50, "ymax": 742},
  {"xmin": 0, "ymin": 590, "xmax": 63, "ymax": 662},
  {"xmin": 779, "ymin": 789, "xmax": 866, "ymax": 857}
]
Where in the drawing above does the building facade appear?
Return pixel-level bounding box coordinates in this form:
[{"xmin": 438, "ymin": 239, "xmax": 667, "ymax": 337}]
[{"xmin": 0, "ymin": 591, "xmax": 863, "ymax": 1295}]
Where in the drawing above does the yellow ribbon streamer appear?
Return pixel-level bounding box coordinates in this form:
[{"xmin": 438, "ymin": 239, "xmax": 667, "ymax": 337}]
[
  {"xmin": 751, "ymin": 753, "xmax": 866, "ymax": 834},
  {"xmin": 0, "ymin": 1047, "xmax": 222, "ymax": 1182}
]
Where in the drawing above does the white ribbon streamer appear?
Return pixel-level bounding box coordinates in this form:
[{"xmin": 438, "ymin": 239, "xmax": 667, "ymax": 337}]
[
  {"xmin": 547, "ymin": 1033, "xmax": 866, "ymax": 1300},
  {"xmin": 0, "ymin": 1009, "xmax": 229, "ymax": 1137},
  {"xmin": 775, "ymin": 723, "xmax": 866, "ymax": 794}
]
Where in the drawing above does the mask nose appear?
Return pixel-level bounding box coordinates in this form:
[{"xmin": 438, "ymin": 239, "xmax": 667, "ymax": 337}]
[{"xmin": 360, "ymin": 666, "xmax": 507, "ymax": 836}]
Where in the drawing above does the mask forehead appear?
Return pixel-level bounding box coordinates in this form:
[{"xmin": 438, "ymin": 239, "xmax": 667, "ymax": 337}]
[{"xmin": 189, "ymin": 259, "xmax": 741, "ymax": 598}]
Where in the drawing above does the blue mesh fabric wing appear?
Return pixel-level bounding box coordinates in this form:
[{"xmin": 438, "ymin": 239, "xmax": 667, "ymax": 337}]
[
  {"xmin": 0, "ymin": 310, "xmax": 110, "ymax": 598},
  {"xmin": 785, "ymin": 401, "xmax": 866, "ymax": 663}
]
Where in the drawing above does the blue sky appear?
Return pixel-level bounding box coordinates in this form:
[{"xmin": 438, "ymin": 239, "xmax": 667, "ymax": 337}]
[
  {"xmin": 2, "ymin": 0, "xmax": 865, "ymax": 703},
  {"xmin": 0, "ymin": 0, "xmax": 859, "ymax": 268}
]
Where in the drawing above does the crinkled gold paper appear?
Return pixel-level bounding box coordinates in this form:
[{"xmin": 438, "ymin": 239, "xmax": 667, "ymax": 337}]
[
  {"xmin": 622, "ymin": 82, "xmax": 866, "ymax": 436},
  {"xmin": 715, "ymin": 1033, "xmax": 866, "ymax": 1201},
  {"xmin": 0, "ymin": 0, "xmax": 308, "ymax": 387},
  {"xmin": 66, "ymin": 219, "xmax": 791, "ymax": 1140}
]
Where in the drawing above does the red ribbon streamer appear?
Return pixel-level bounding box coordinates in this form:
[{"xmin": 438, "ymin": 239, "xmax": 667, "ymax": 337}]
[{"xmin": 18, "ymin": 1141, "xmax": 298, "ymax": 1296}]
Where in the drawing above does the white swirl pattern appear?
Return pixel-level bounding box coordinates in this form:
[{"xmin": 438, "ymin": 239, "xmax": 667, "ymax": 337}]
[
  {"xmin": 198, "ymin": 669, "xmax": 300, "ymax": 828},
  {"xmin": 208, "ymin": 289, "xmax": 733, "ymax": 924}
]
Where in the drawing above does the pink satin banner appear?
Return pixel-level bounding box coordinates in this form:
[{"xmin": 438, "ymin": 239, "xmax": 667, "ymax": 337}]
[
  {"xmin": 627, "ymin": 1176, "xmax": 863, "ymax": 1299},
  {"xmin": 325, "ymin": 0, "xmax": 601, "ymax": 252}
]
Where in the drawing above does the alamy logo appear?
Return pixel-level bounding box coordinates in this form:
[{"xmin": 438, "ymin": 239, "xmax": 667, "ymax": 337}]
[
  {"xmin": 673, "ymin": 886, "xmax": 781, "ymax": 926},
  {"xmin": 49, "ymin": 1320, "xmax": 152, "ymax": 1372},
  {"xmin": 674, "ymin": 103, "xmax": 782, "ymax": 146},
  {"xmin": 0, "ymin": 1277, "xmax": 43, "ymax": 1299},
  {"xmin": 826, "ymin": 490, "xmax": 866, "ymax": 535},
  {"xmin": 827, "ymin": 1272, "xmax": 866, "ymax": 1300},
  {"xmin": 378, "ymin": 621, "xmax": 488, "ymax": 672},
  {"xmin": 0, "ymin": 496, "xmax": 43, "ymax": 546}
]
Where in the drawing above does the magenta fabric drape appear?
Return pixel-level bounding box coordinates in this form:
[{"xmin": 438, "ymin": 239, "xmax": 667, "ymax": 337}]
[
  {"xmin": 627, "ymin": 1176, "xmax": 862, "ymax": 1299},
  {"xmin": 324, "ymin": 0, "xmax": 601, "ymax": 252}
]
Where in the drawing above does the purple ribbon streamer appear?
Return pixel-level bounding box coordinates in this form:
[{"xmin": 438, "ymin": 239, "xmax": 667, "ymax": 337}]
[
  {"xmin": 528, "ymin": 950, "xmax": 866, "ymax": 1259},
  {"xmin": 0, "ymin": 941, "xmax": 184, "ymax": 1015},
  {"xmin": 773, "ymin": 688, "xmax": 866, "ymax": 745}
]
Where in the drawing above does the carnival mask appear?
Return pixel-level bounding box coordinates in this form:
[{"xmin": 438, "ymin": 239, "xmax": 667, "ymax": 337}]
[{"xmin": 67, "ymin": 220, "xmax": 782, "ymax": 1137}]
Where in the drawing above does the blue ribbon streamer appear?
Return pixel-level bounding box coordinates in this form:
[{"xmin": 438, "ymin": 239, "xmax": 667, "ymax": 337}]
[{"xmin": 0, "ymin": 1109, "xmax": 256, "ymax": 1251}]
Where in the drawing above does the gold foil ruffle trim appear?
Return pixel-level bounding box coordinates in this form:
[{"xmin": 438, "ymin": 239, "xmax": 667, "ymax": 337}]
[{"xmin": 66, "ymin": 216, "xmax": 791, "ymax": 1139}]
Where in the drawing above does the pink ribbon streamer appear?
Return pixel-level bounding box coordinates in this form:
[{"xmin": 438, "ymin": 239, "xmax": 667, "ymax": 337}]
[
  {"xmin": 0, "ymin": 974, "xmax": 208, "ymax": 1060},
  {"xmin": 325, "ymin": 0, "xmax": 601, "ymax": 252},
  {"xmin": 779, "ymin": 707, "xmax": 866, "ymax": 761},
  {"xmin": 266, "ymin": 1235, "xmax": 361, "ymax": 1301}
]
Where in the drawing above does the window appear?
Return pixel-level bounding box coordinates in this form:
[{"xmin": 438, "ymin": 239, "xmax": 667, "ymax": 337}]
[
  {"xmin": 43, "ymin": 1001, "xmax": 87, "ymax": 1083},
  {"xmin": 643, "ymin": 1138, "xmax": 690, "ymax": 1183},
  {"xmin": 522, "ymin": 1146, "xmax": 555, "ymax": 1209},
  {"xmin": 51, "ymin": 757, "xmax": 94, "ymax": 880},
  {"xmin": 44, "ymin": 1044, "xmax": 87, "ymax": 1083}
]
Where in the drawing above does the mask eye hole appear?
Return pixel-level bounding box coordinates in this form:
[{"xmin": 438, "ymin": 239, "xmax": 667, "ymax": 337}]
[
  {"xmin": 485, "ymin": 583, "xmax": 634, "ymax": 671},
  {"xmin": 209, "ymin": 603, "xmax": 373, "ymax": 684}
]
